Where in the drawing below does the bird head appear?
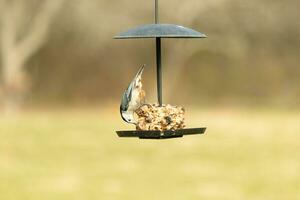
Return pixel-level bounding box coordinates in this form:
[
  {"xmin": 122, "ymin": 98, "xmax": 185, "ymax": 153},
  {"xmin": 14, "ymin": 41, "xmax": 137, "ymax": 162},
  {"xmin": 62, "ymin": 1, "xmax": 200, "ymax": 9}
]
[{"xmin": 121, "ymin": 111, "xmax": 136, "ymax": 124}]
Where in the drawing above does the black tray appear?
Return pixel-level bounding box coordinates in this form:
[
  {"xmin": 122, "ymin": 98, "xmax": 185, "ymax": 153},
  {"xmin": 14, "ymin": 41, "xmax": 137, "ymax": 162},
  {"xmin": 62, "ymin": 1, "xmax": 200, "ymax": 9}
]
[{"xmin": 116, "ymin": 127, "xmax": 206, "ymax": 139}]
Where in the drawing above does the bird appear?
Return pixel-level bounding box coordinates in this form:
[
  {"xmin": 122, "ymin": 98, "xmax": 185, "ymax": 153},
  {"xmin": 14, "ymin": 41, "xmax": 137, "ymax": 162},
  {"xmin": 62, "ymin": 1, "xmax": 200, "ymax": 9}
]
[{"xmin": 120, "ymin": 64, "xmax": 146, "ymax": 124}]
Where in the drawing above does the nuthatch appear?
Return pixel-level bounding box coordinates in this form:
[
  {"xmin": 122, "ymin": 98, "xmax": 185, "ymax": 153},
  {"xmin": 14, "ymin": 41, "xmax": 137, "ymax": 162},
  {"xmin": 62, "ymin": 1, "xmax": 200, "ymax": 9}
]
[{"xmin": 120, "ymin": 64, "xmax": 146, "ymax": 124}]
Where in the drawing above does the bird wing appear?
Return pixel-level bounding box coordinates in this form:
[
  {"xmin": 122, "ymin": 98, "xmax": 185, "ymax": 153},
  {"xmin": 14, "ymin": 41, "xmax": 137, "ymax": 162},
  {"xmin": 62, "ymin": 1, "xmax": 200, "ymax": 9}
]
[{"xmin": 120, "ymin": 82, "xmax": 133, "ymax": 111}]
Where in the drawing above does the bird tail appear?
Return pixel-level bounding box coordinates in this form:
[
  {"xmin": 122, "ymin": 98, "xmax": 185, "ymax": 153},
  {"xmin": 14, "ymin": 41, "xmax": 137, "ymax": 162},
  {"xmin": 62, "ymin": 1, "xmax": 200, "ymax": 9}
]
[{"xmin": 134, "ymin": 64, "xmax": 146, "ymax": 79}]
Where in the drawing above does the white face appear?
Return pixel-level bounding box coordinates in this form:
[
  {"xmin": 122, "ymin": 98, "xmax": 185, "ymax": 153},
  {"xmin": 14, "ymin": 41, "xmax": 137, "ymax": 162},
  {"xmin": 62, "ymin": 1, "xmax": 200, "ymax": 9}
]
[{"xmin": 122, "ymin": 112, "xmax": 136, "ymax": 124}]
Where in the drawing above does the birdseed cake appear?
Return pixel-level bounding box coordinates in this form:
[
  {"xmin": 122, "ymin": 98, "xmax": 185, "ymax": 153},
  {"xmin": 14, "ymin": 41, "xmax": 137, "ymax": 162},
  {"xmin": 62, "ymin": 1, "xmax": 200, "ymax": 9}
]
[{"xmin": 135, "ymin": 104, "xmax": 185, "ymax": 131}]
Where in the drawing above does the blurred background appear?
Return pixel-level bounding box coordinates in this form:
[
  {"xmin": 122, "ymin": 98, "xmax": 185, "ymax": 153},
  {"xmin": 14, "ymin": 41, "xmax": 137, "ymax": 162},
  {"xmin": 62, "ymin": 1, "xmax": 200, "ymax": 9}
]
[{"xmin": 0, "ymin": 0, "xmax": 299, "ymax": 199}]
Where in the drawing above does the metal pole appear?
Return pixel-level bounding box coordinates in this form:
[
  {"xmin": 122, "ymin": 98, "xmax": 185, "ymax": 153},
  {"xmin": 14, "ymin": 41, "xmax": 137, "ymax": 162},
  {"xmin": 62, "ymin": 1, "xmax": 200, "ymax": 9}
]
[
  {"xmin": 156, "ymin": 38, "xmax": 162, "ymax": 106},
  {"xmin": 155, "ymin": 0, "xmax": 162, "ymax": 106}
]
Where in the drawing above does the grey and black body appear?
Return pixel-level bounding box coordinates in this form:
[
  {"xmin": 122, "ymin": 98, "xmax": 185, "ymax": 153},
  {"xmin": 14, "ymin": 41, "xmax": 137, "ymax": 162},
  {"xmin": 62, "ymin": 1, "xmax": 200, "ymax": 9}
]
[{"xmin": 120, "ymin": 64, "xmax": 146, "ymax": 124}]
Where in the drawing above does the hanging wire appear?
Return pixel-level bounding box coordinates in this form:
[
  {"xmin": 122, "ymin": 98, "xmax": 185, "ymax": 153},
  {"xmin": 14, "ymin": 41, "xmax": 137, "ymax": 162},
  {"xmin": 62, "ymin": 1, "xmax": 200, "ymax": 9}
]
[{"xmin": 155, "ymin": 0, "xmax": 158, "ymax": 24}]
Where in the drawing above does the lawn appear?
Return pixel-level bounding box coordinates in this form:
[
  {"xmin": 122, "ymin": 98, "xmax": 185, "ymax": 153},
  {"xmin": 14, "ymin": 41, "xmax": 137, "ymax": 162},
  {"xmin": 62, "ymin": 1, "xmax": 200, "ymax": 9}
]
[{"xmin": 0, "ymin": 107, "xmax": 299, "ymax": 200}]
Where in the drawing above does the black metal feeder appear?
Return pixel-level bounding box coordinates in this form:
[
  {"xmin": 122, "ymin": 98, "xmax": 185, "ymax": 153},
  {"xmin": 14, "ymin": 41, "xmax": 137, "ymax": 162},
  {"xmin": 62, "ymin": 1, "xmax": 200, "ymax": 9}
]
[{"xmin": 115, "ymin": 0, "xmax": 207, "ymax": 139}]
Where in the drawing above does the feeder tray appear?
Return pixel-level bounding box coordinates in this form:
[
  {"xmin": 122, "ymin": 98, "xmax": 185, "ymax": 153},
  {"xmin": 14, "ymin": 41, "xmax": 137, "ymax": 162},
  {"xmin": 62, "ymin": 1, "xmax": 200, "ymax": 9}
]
[
  {"xmin": 115, "ymin": 0, "xmax": 207, "ymax": 139},
  {"xmin": 117, "ymin": 128, "xmax": 206, "ymax": 139}
]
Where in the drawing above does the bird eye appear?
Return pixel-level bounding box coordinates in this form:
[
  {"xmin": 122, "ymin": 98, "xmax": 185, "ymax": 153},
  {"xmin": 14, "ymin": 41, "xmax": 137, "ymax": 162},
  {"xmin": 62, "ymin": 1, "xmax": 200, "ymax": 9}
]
[{"xmin": 128, "ymin": 119, "xmax": 131, "ymax": 121}]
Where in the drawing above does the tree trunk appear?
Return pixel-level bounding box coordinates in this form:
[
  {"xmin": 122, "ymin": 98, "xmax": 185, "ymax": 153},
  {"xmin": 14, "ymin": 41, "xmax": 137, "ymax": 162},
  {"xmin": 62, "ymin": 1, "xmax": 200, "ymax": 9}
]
[
  {"xmin": 1, "ymin": 55, "xmax": 29, "ymax": 113},
  {"xmin": 0, "ymin": 0, "xmax": 65, "ymax": 113}
]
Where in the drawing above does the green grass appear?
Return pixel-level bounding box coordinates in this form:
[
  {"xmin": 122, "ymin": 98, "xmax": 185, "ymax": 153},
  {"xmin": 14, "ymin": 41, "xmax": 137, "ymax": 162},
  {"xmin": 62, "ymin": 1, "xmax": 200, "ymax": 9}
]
[{"xmin": 0, "ymin": 108, "xmax": 299, "ymax": 200}]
